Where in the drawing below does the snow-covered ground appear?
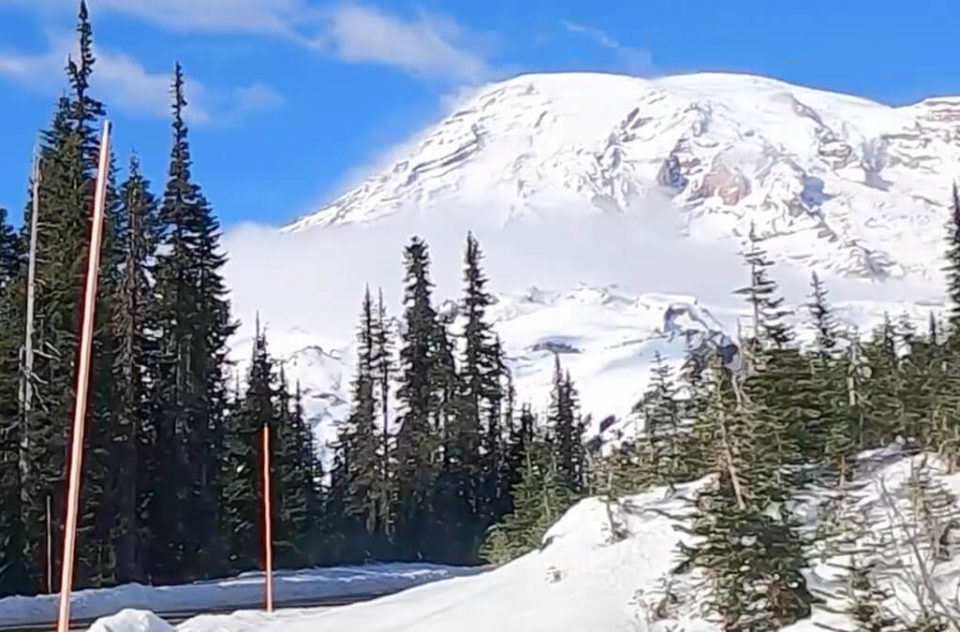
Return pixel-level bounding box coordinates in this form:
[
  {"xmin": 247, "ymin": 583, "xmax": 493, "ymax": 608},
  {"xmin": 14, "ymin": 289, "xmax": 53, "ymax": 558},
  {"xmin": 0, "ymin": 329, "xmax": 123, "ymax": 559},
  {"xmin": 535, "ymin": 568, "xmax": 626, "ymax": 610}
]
[
  {"xmin": 0, "ymin": 563, "xmax": 479, "ymax": 627},
  {"xmin": 221, "ymin": 70, "xmax": 959, "ymax": 461},
  {"xmin": 86, "ymin": 447, "xmax": 960, "ymax": 632}
]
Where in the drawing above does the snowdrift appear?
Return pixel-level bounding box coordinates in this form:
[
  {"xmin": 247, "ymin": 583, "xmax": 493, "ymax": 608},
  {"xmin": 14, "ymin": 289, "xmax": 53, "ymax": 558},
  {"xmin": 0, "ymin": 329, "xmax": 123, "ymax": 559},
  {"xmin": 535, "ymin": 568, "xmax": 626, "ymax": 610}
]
[
  {"xmin": 86, "ymin": 447, "xmax": 960, "ymax": 632},
  {"xmin": 0, "ymin": 563, "xmax": 477, "ymax": 627}
]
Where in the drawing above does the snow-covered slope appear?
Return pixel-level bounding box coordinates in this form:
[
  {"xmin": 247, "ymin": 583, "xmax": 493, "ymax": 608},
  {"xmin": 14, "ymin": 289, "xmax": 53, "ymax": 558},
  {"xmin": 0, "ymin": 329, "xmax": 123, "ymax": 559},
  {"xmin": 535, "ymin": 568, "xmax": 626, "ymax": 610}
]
[
  {"xmin": 90, "ymin": 447, "xmax": 960, "ymax": 632},
  {"xmin": 0, "ymin": 564, "xmax": 477, "ymax": 627},
  {"xmin": 223, "ymin": 71, "xmax": 960, "ymax": 450}
]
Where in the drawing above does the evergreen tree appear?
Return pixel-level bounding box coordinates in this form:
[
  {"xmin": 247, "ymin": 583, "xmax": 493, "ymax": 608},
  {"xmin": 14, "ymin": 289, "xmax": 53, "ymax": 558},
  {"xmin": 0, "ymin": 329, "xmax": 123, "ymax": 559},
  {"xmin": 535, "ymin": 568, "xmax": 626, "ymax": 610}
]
[
  {"xmin": 943, "ymin": 184, "xmax": 960, "ymax": 341},
  {"xmin": 293, "ymin": 382, "xmax": 326, "ymax": 563},
  {"xmin": 273, "ymin": 365, "xmax": 316, "ymax": 566},
  {"xmin": 680, "ymin": 359, "xmax": 814, "ymax": 632},
  {"xmin": 735, "ymin": 231, "xmax": 813, "ymax": 487},
  {"xmin": 479, "ymin": 436, "xmax": 572, "ymax": 564},
  {"xmin": 807, "ymin": 273, "xmax": 856, "ymax": 483},
  {"xmin": 634, "ymin": 352, "xmax": 686, "ymax": 485},
  {"xmin": 111, "ymin": 156, "xmax": 160, "ymax": 583},
  {"xmin": 454, "ymin": 233, "xmax": 502, "ymax": 525},
  {"xmin": 809, "ymin": 272, "xmax": 839, "ymax": 353},
  {"xmin": 18, "ymin": 2, "xmax": 125, "ymax": 590},
  {"xmin": 548, "ymin": 356, "xmax": 586, "ymax": 496},
  {"xmin": 336, "ymin": 289, "xmax": 384, "ymax": 558},
  {"xmin": 220, "ymin": 320, "xmax": 273, "ymax": 573},
  {"xmin": 153, "ymin": 62, "xmax": 236, "ymax": 581},
  {"xmin": 371, "ymin": 289, "xmax": 395, "ymax": 541},
  {"xmin": 394, "ymin": 237, "xmax": 442, "ymax": 559},
  {"xmin": 0, "ymin": 207, "xmax": 27, "ymax": 595}
]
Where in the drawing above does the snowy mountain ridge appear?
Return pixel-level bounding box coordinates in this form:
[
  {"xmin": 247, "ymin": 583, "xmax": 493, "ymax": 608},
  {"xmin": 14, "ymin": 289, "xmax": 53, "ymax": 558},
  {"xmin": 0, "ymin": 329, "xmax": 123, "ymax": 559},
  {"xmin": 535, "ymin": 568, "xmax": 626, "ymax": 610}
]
[
  {"xmin": 285, "ymin": 71, "xmax": 960, "ymax": 280},
  {"xmin": 224, "ymin": 70, "xmax": 959, "ymax": 452}
]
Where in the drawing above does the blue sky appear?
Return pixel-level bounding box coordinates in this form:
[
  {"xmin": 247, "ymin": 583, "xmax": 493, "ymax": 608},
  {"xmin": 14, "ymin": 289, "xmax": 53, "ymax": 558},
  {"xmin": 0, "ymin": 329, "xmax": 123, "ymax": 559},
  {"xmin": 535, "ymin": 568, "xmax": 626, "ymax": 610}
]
[{"xmin": 0, "ymin": 0, "xmax": 958, "ymax": 229}]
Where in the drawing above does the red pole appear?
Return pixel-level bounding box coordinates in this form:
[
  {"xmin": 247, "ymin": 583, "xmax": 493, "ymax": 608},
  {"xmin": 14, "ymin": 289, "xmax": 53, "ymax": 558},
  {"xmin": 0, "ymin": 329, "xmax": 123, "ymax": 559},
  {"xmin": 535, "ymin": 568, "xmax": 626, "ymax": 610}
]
[
  {"xmin": 263, "ymin": 424, "xmax": 274, "ymax": 613},
  {"xmin": 56, "ymin": 120, "xmax": 110, "ymax": 632}
]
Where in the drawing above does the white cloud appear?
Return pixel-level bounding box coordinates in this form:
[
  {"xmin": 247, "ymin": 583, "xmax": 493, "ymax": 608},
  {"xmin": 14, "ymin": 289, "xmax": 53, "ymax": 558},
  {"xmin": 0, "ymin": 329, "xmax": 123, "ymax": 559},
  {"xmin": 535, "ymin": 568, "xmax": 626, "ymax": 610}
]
[
  {"xmin": 222, "ymin": 189, "xmax": 751, "ymax": 343},
  {"xmin": 4, "ymin": 0, "xmax": 306, "ymax": 37},
  {"xmin": 234, "ymin": 83, "xmax": 286, "ymax": 114},
  {"xmin": 0, "ymin": 30, "xmax": 282, "ymax": 124},
  {"xmin": 8, "ymin": 0, "xmax": 493, "ymax": 83},
  {"xmin": 314, "ymin": 4, "xmax": 490, "ymax": 81},
  {"xmin": 562, "ymin": 20, "xmax": 654, "ymax": 76}
]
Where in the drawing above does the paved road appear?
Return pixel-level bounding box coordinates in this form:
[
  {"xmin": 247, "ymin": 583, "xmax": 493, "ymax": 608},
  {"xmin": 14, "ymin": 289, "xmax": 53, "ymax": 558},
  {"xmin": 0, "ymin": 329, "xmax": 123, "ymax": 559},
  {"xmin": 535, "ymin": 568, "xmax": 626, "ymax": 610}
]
[{"xmin": 0, "ymin": 593, "xmax": 383, "ymax": 632}]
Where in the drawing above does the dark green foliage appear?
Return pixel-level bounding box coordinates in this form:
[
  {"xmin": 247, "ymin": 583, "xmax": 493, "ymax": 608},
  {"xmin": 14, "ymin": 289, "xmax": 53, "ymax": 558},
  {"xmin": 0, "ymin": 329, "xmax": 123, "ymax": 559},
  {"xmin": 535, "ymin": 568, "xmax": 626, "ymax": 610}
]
[
  {"xmin": 943, "ymin": 184, "xmax": 960, "ymax": 340},
  {"xmin": 394, "ymin": 237, "xmax": 443, "ymax": 559},
  {"xmin": 549, "ymin": 356, "xmax": 586, "ymax": 496},
  {"xmin": 683, "ymin": 478, "xmax": 813, "ymax": 632},
  {"xmin": 111, "ymin": 157, "xmax": 161, "ymax": 584},
  {"xmin": 0, "ymin": 207, "xmax": 27, "ymax": 595},
  {"xmin": 479, "ymin": 437, "xmax": 573, "ymax": 564},
  {"xmin": 329, "ymin": 289, "xmax": 391, "ymax": 560},
  {"xmin": 634, "ymin": 352, "xmax": 687, "ymax": 485},
  {"xmin": 151, "ymin": 62, "xmax": 237, "ymax": 582}
]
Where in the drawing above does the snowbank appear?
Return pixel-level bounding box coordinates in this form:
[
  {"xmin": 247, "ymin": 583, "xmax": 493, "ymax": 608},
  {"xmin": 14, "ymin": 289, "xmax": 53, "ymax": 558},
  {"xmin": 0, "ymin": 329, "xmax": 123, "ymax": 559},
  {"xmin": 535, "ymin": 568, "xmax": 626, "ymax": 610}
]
[
  {"xmin": 0, "ymin": 563, "xmax": 478, "ymax": 627},
  {"xmin": 83, "ymin": 447, "xmax": 960, "ymax": 632},
  {"xmin": 87, "ymin": 610, "xmax": 174, "ymax": 632},
  {"xmin": 170, "ymin": 485, "xmax": 703, "ymax": 632}
]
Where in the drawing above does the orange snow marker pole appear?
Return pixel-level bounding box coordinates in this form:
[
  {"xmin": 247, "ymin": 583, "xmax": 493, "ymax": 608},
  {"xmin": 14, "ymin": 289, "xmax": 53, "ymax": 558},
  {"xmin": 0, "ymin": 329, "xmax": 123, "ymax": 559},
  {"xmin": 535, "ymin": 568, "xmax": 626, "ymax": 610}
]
[
  {"xmin": 263, "ymin": 423, "xmax": 274, "ymax": 613},
  {"xmin": 56, "ymin": 120, "xmax": 110, "ymax": 632}
]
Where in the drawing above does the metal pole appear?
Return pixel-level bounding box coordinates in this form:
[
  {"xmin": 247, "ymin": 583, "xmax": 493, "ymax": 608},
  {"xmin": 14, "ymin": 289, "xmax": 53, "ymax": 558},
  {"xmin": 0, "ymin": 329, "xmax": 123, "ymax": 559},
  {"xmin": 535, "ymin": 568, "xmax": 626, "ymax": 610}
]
[
  {"xmin": 263, "ymin": 424, "xmax": 274, "ymax": 613},
  {"xmin": 56, "ymin": 120, "xmax": 110, "ymax": 632}
]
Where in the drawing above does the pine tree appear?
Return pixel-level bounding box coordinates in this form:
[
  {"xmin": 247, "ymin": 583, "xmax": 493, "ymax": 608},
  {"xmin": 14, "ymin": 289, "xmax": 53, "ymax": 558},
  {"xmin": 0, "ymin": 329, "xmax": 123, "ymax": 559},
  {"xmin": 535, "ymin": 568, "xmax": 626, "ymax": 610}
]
[
  {"xmin": 293, "ymin": 382, "xmax": 326, "ymax": 563},
  {"xmin": 273, "ymin": 365, "xmax": 316, "ymax": 567},
  {"xmin": 680, "ymin": 359, "xmax": 814, "ymax": 632},
  {"xmin": 634, "ymin": 352, "xmax": 686, "ymax": 485},
  {"xmin": 943, "ymin": 184, "xmax": 960, "ymax": 342},
  {"xmin": 479, "ymin": 437, "xmax": 571, "ymax": 564},
  {"xmin": 17, "ymin": 2, "xmax": 125, "ymax": 589},
  {"xmin": 336, "ymin": 289, "xmax": 384, "ymax": 558},
  {"xmin": 454, "ymin": 233, "xmax": 502, "ymax": 526},
  {"xmin": 735, "ymin": 232, "xmax": 814, "ymax": 488},
  {"xmin": 221, "ymin": 320, "xmax": 273, "ymax": 573},
  {"xmin": 809, "ymin": 273, "xmax": 839, "ymax": 353},
  {"xmin": 0, "ymin": 207, "xmax": 27, "ymax": 595},
  {"xmin": 111, "ymin": 156, "xmax": 160, "ymax": 583},
  {"xmin": 371, "ymin": 289, "xmax": 395, "ymax": 541},
  {"xmin": 548, "ymin": 356, "xmax": 586, "ymax": 496},
  {"xmin": 394, "ymin": 237, "xmax": 443, "ymax": 559},
  {"xmin": 807, "ymin": 273, "xmax": 856, "ymax": 483},
  {"xmin": 153, "ymin": 62, "xmax": 236, "ymax": 581}
]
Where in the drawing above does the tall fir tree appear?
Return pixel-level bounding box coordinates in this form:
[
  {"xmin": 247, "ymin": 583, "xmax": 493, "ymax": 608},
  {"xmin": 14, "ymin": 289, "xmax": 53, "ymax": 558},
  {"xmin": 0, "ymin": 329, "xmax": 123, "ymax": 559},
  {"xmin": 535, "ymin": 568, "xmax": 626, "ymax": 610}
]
[
  {"xmin": 153, "ymin": 62, "xmax": 236, "ymax": 581},
  {"xmin": 335, "ymin": 289, "xmax": 385, "ymax": 559},
  {"xmin": 394, "ymin": 237, "xmax": 443, "ymax": 559},
  {"xmin": 548, "ymin": 356, "xmax": 586, "ymax": 496},
  {"xmin": 635, "ymin": 352, "xmax": 686, "ymax": 485},
  {"xmin": 943, "ymin": 183, "xmax": 960, "ymax": 341},
  {"xmin": 371, "ymin": 289, "xmax": 395, "ymax": 543},
  {"xmin": 111, "ymin": 156, "xmax": 161, "ymax": 583},
  {"xmin": 0, "ymin": 207, "xmax": 27, "ymax": 595},
  {"xmin": 220, "ymin": 319, "xmax": 273, "ymax": 573}
]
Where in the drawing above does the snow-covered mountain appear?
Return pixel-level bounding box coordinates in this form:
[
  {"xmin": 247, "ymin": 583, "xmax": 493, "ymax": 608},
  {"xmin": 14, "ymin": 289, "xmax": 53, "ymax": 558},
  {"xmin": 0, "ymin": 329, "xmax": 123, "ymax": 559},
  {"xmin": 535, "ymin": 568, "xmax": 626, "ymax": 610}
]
[{"xmin": 223, "ymin": 71, "xmax": 960, "ymax": 452}]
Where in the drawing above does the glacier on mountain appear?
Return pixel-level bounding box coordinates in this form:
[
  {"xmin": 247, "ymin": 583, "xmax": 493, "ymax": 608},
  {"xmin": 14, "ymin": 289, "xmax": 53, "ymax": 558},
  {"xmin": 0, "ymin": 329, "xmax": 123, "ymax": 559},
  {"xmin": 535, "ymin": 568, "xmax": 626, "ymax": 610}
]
[{"xmin": 223, "ymin": 71, "xmax": 960, "ymax": 453}]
